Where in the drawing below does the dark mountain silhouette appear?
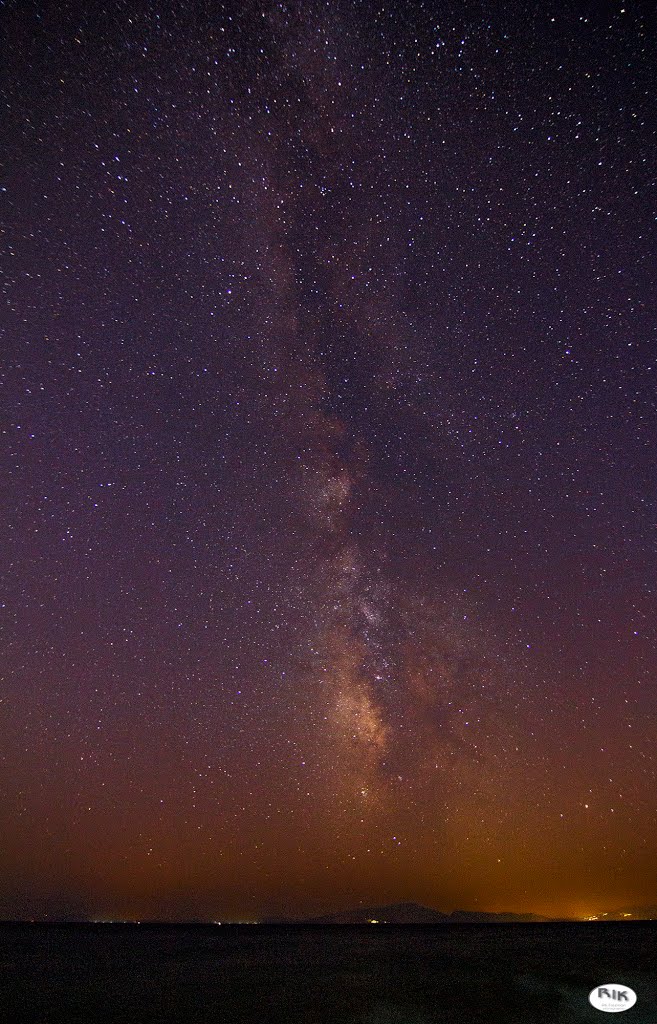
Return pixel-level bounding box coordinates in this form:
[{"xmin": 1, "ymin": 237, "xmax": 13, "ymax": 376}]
[
  {"xmin": 263, "ymin": 901, "xmax": 556, "ymax": 924},
  {"xmin": 306, "ymin": 902, "xmax": 449, "ymax": 924}
]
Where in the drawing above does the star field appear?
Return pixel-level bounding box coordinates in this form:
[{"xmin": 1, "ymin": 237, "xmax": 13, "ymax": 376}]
[{"xmin": 2, "ymin": 0, "xmax": 656, "ymax": 922}]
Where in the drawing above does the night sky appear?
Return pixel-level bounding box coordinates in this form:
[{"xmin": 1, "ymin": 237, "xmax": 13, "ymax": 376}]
[{"xmin": 2, "ymin": 0, "xmax": 656, "ymax": 923}]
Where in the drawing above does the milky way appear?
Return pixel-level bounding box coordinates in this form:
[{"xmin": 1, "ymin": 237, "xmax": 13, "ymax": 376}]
[{"xmin": 2, "ymin": 0, "xmax": 656, "ymax": 921}]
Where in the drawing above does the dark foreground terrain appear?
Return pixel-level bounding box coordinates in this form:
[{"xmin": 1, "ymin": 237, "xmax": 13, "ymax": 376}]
[{"xmin": 0, "ymin": 922, "xmax": 655, "ymax": 1023}]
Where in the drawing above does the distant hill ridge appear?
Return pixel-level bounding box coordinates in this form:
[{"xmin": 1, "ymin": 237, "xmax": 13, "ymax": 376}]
[{"xmin": 264, "ymin": 901, "xmax": 556, "ymax": 924}]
